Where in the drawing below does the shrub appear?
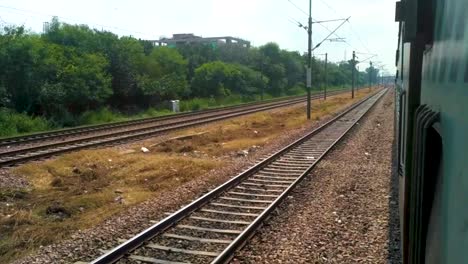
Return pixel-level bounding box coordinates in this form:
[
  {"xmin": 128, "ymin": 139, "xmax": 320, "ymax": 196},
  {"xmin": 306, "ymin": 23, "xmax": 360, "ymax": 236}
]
[
  {"xmin": 0, "ymin": 108, "xmax": 52, "ymax": 137},
  {"xmin": 79, "ymin": 107, "xmax": 127, "ymax": 125}
]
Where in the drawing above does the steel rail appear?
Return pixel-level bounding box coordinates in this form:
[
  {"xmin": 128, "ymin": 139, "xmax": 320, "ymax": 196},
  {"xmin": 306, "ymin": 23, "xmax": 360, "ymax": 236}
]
[
  {"xmin": 0, "ymin": 96, "xmax": 304, "ymax": 147},
  {"xmin": 0, "ymin": 89, "xmax": 356, "ymax": 167},
  {"xmin": 0, "ymin": 97, "xmax": 304, "ymax": 167},
  {"xmin": 88, "ymin": 89, "xmax": 386, "ymax": 264},
  {"xmin": 0, "ymin": 88, "xmax": 359, "ymax": 148}
]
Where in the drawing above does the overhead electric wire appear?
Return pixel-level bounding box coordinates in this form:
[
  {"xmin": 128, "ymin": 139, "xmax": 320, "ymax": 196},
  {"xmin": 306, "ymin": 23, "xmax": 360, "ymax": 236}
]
[
  {"xmin": 313, "ymin": 18, "xmax": 349, "ymax": 24},
  {"xmin": 317, "ymin": 0, "xmax": 340, "ymax": 15},
  {"xmin": 287, "ymin": 0, "xmax": 309, "ymax": 17},
  {"xmin": 314, "ymin": 0, "xmax": 375, "ymax": 56},
  {"xmin": 285, "ymin": 0, "xmax": 358, "ymax": 52},
  {"xmin": 312, "ymin": 17, "xmax": 350, "ymax": 52}
]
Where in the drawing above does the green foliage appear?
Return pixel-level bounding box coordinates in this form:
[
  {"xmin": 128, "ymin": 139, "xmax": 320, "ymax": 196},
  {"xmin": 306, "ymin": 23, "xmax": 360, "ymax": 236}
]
[
  {"xmin": 192, "ymin": 61, "xmax": 237, "ymax": 97},
  {"xmin": 191, "ymin": 61, "xmax": 268, "ymax": 98},
  {"xmin": 137, "ymin": 47, "xmax": 189, "ymax": 104},
  {"xmin": 79, "ymin": 107, "xmax": 127, "ymax": 125},
  {"xmin": 179, "ymin": 95, "xmax": 252, "ymax": 112},
  {"xmin": 0, "ymin": 18, "xmax": 371, "ymax": 136},
  {"xmin": 0, "ymin": 109, "xmax": 52, "ymax": 137}
]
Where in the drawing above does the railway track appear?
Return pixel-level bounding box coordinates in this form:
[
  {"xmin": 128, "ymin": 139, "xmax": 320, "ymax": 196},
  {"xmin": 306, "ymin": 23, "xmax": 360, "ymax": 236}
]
[
  {"xmin": 0, "ymin": 89, "xmax": 352, "ymax": 167},
  {"xmin": 86, "ymin": 89, "xmax": 386, "ymax": 264}
]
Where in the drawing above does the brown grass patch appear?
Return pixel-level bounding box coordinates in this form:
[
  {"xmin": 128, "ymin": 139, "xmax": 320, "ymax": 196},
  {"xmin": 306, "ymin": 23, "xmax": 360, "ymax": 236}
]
[
  {"xmin": 0, "ymin": 89, "xmax": 373, "ymax": 263},
  {"xmin": 1, "ymin": 150, "xmax": 220, "ymax": 262},
  {"xmin": 148, "ymin": 89, "xmax": 373, "ymax": 157}
]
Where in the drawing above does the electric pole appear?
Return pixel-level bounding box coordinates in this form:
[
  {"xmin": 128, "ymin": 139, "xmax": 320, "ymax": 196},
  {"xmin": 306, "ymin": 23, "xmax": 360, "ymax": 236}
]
[
  {"xmin": 324, "ymin": 53, "xmax": 328, "ymax": 100},
  {"xmin": 306, "ymin": 0, "xmax": 312, "ymax": 120},
  {"xmin": 351, "ymin": 51, "xmax": 356, "ymax": 99},
  {"xmin": 369, "ymin": 61, "xmax": 373, "ymax": 90}
]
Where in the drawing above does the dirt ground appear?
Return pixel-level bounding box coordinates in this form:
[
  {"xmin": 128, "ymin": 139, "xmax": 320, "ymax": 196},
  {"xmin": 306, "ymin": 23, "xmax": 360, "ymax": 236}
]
[{"xmin": 1, "ymin": 90, "xmax": 373, "ymax": 263}]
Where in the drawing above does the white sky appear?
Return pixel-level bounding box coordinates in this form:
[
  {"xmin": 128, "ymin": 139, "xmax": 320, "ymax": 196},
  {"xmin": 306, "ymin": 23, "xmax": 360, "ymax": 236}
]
[{"xmin": 0, "ymin": 0, "xmax": 398, "ymax": 74}]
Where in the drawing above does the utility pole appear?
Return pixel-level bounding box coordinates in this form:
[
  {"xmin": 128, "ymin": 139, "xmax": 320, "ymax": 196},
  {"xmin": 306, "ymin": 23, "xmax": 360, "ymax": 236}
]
[
  {"xmin": 324, "ymin": 53, "xmax": 328, "ymax": 100},
  {"xmin": 351, "ymin": 51, "xmax": 356, "ymax": 99},
  {"xmin": 306, "ymin": 0, "xmax": 312, "ymax": 120},
  {"xmin": 369, "ymin": 61, "xmax": 373, "ymax": 90}
]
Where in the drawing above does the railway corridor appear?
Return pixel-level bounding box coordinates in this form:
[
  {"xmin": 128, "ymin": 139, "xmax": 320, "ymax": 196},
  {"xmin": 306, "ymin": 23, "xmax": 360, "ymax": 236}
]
[
  {"xmin": 234, "ymin": 89, "xmax": 400, "ymax": 263},
  {"xmin": 86, "ymin": 91, "xmax": 385, "ymax": 264},
  {"xmin": 4, "ymin": 89, "xmax": 385, "ymax": 264}
]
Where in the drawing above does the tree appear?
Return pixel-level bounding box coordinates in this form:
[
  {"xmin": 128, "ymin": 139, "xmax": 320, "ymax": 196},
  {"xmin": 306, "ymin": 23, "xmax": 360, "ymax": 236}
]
[
  {"xmin": 366, "ymin": 65, "xmax": 380, "ymax": 86},
  {"xmin": 232, "ymin": 64, "xmax": 268, "ymax": 96},
  {"xmin": 176, "ymin": 44, "xmax": 219, "ymax": 79},
  {"xmin": 137, "ymin": 47, "xmax": 189, "ymax": 104},
  {"xmin": 1, "ymin": 18, "xmax": 374, "ymax": 131},
  {"xmin": 281, "ymin": 50, "xmax": 304, "ymax": 89},
  {"xmin": 38, "ymin": 45, "xmax": 112, "ymax": 116},
  {"xmin": 0, "ymin": 26, "xmax": 41, "ymax": 113},
  {"xmin": 192, "ymin": 61, "xmax": 238, "ymax": 98},
  {"xmin": 257, "ymin": 43, "xmax": 288, "ymax": 96}
]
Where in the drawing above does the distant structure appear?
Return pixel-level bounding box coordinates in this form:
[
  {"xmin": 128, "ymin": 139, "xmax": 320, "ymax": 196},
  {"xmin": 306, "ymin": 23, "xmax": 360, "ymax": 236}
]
[
  {"xmin": 43, "ymin": 22, "xmax": 50, "ymax": 34},
  {"xmin": 151, "ymin": 33, "xmax": 250, "ymax": 48}
]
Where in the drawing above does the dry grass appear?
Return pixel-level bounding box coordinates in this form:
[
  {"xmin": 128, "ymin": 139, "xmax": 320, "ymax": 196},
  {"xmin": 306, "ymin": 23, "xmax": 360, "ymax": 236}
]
[
  {"xmin": 149, "ymin": 89, "xmax": 372, "ymax": 157},
  {"xmin": 1, "ymin": 150, "xmax": 221, "ymax": 262},
  {"xmin": 0, "ymin": 89, "xmax": 372, "ymax": 263}
]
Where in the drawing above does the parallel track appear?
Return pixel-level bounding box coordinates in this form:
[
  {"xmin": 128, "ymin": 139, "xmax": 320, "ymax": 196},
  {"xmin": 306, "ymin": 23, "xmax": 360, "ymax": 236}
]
[
  {"xmin": 88, "ymin": 89, "xmax": 386, "ymax": 264},
  {"xmin": 0, "ymin": 90, "xmax": 352, "ymax": 167}
]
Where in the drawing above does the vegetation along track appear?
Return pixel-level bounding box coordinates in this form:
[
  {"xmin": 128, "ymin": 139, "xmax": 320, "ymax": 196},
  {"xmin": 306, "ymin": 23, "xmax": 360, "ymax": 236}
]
[
  {"xmin": 0, "ymin": 89, "xmax": 352, "ymax": 167},
  {"xmin": 86, "ymin": 89, "xmax": 386, "ymax": 264}
]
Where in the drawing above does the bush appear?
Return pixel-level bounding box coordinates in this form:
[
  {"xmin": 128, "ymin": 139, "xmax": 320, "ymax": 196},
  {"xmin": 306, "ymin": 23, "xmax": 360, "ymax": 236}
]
[
  {"xmin": 180, "ymin": 98, "xmax": 211, "ymax": 112},
  {"xmin": 79, "ymin": 107, "xmax": 128, "ymax": 125},
  {"xmin": 138, "ymin": 107, "xmax": 172, "ymax": 118},
  {"xmin": 285, "ymin": 85, "xmax": 306, "ymax": 96},
  {"xmin": 0, "ymin": 108, "xmax": 52, "ymax": 137}
]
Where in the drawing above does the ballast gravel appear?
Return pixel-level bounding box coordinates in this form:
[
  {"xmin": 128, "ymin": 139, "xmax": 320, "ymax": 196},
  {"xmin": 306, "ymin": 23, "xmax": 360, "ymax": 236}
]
[
  {"xmin": 10, "ymin": 91, "xmax": 394, "ymax": 264},
  {"xmin": 11, "ymin": 101, "xmax": 334, "ymax": 264},
  {"xmin": 233, "ymin": 90, "xmax": 401, "ymax": 263}
]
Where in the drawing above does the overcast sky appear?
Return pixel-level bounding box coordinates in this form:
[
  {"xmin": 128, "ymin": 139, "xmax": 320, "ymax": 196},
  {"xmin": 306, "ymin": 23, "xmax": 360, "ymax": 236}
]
[{"xmin": 0, "ymin": 0, "xmax": 398, "ymax": 74}]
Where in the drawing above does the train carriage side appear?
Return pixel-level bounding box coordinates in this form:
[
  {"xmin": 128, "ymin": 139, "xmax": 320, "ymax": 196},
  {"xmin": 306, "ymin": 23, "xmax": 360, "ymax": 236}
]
[{"xmin": 395, "ymin": 0, "xmax": 468, "ymax": 263}]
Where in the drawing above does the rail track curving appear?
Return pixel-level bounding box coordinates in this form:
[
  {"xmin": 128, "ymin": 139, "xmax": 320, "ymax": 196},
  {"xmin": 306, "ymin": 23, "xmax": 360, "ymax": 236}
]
[
  {"xmin": 86, "ymin": 89, "xmax": 386, "ymax": 264},
  {"xmin": 0, "ymin": 89, "xmax": 353, "ymax": 167}
]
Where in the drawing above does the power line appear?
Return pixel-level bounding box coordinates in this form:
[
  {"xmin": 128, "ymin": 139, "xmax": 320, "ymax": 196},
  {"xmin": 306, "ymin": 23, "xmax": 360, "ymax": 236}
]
[
  {"xmin": 346, "ymin": 21, "xmax": 372, "ymax": 54},
  {"xmin": 312, "ymin": 17, "xmax": 350, "ymax": 52},
  {"xmin": 314, "ymin": 0, "xmax": 374, "ymax": 55},
  {"xmin": 285, "ymin": 0, "xmax": 357, "ymax": 52},
  {"xmin": 317, "ymin": 0, "xmax": 340, "ymax": 15},
  {"xmin": 287, "ymin": 0, "xmax": 308, "ymax": 17}
]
